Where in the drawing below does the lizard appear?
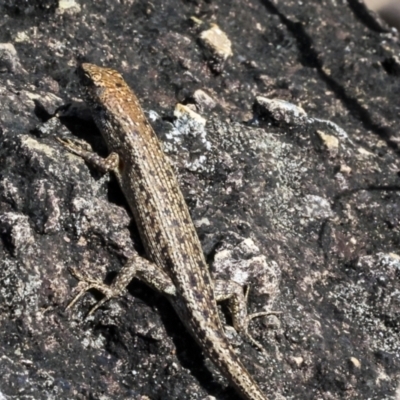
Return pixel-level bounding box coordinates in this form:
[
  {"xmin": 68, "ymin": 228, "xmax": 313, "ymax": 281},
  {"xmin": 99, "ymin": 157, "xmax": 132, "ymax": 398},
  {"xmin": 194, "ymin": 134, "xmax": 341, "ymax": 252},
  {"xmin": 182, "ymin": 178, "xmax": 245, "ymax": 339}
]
[{"xmin": 59, "ymin": 63, "xmax": 270, "ymax": 400}]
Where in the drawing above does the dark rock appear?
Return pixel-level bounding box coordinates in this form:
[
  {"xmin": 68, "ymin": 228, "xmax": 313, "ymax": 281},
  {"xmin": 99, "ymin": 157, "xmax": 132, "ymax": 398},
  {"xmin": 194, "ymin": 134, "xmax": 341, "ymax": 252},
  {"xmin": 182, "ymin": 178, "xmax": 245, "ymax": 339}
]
[{"xmin": 0, "ymin": 1, "xmax": 399, "ymax": 399}]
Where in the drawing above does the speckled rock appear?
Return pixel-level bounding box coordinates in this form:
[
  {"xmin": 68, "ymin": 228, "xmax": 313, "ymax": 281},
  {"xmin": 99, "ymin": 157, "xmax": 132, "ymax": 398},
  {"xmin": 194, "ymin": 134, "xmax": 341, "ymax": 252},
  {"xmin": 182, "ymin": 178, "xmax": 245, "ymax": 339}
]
[{"xmin": 0, "ymin": 1, "xmax": 399, "ymax": 399}]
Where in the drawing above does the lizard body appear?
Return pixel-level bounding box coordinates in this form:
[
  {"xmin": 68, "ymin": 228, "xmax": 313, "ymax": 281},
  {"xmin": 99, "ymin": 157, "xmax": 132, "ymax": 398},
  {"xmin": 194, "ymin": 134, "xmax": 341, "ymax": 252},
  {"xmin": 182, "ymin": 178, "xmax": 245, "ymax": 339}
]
[{"xmin": 62, "ymin": 63, "xmax": 269, "ymax": 400}]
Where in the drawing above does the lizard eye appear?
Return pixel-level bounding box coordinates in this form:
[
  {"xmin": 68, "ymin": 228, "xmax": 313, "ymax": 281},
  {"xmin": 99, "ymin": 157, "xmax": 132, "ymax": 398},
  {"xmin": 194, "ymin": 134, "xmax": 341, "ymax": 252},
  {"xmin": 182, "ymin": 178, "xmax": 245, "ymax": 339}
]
[
  {"xmin": 77, "ymin": 66, "xmax": 93, "ymax": 87},
  {"xmin": 80, "ymin": 73, "xmax": 92, "ymax": 87}
]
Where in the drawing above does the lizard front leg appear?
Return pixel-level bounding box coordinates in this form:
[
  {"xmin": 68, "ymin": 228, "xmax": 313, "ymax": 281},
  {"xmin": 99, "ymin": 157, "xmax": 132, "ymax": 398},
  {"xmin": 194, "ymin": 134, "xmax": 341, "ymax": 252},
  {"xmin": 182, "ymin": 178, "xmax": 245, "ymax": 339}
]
[
  {"xmin": 57, "ymin": 137, "xmax": 120, "ymax": 174},
  {"xmin": 58, "ymin": 138, "xmax": 177, "ymax": 314}
]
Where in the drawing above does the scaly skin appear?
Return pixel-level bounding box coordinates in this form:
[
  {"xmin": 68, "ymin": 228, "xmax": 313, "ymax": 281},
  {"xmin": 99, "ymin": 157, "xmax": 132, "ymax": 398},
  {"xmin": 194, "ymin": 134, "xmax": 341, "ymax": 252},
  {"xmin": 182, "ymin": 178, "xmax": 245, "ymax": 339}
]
[{"xmin": 63, "ymin": 63, "xmax": 268, "ymax": 400}]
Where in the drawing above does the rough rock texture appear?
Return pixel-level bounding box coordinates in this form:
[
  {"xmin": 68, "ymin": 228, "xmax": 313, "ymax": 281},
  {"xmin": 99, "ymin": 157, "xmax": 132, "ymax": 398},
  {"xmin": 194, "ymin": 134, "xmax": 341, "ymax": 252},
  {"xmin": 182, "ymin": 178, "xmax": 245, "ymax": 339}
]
[{"xmin": 1, "ymin": 1, "xmax": 400, "ymax": 399}]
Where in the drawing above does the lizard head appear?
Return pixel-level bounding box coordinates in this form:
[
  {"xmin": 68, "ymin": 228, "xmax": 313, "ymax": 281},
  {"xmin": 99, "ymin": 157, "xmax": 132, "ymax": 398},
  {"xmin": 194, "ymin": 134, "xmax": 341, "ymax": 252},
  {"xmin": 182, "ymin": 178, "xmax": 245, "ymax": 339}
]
[{"xmin": 77, "ymin": 63, "xmax": 127, "ymax": 106}]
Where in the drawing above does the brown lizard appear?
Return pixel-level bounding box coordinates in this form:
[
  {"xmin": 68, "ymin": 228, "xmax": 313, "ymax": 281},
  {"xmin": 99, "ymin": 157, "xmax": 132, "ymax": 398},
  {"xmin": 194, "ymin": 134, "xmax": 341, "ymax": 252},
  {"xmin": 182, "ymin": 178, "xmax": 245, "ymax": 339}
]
[{"xmin": 60, "ymin": 63, "xmax": 270, "ymax": 400}]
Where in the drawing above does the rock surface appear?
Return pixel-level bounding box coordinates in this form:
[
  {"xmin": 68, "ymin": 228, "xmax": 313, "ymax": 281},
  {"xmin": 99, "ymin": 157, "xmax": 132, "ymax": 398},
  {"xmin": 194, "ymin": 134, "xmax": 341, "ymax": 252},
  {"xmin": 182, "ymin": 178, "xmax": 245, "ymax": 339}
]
[{"xmin": 0, "ymin": 1, "xmax": 399, "ymax": 399}]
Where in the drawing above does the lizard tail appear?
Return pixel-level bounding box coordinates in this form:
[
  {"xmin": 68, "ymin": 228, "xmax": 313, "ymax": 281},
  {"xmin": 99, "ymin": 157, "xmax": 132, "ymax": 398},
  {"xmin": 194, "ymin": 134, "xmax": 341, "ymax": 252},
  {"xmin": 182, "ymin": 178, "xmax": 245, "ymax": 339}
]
[{"xmin": 204, "ymin": 330, "xmax": 268, "ymax": 400}]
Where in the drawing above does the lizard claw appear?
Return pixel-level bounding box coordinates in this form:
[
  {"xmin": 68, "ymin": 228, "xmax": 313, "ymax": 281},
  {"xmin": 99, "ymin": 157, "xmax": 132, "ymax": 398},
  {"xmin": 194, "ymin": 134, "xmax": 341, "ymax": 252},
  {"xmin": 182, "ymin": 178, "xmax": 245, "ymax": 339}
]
[
  {"xmin": 66, "ymin": 267, "xmax": 122, "ymax": 316},
  {"xmin": 56, "ymin": 137, "xmax": 93, "ymax": 153},
  {"xmin": 242, "ymin": 310, "xmax": 282, "ymax": 355},
  {"xmin": 237, "ymin": 285, "xmax": 282, "ymax": 354}
]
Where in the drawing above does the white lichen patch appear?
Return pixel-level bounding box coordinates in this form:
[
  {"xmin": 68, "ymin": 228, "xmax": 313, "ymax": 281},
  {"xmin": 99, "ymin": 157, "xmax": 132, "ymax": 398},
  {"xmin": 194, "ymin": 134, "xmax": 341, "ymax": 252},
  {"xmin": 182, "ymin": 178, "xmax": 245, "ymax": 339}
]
[
  {"xmin": 255, "ymin": 97, "xmax": 308, "ymax": 125},
  {"xmin": 0, "ymin": 212, "xmax": 34, "ymax": 256},
  {"xmin": 299, "ymin": 195, "xmax": 334, "ymax": 220},
  {"xmin": 163, "ymin": 104, "xmax": 212, "ymax": 173},
  {"xmin": 311, "ymin": 118, "xmax": 351, "ymax": 142},
  {"xmin": 0, "ymin": 43, "xmax": 22, "ymax": 73},
  {"xmin": 212, "ymin": 238, "xmax": 281, "ymax": 304},
  {"xmin": 254, "ymin": 97, "xmax": 353, "ymax": 151}
]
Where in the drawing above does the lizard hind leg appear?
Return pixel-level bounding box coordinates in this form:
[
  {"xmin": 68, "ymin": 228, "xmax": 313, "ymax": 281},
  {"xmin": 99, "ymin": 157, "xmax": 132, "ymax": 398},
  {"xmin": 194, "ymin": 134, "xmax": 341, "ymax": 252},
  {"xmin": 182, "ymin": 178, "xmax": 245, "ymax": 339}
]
[
  {"xmin": 214, "ymin": 279, "xmax": 279, "ymax": 354},
  {"xmin": 66, "ymin": 264, "xmax": 135, "ymax": 317},
  {"xmin": 67, "ymin": 253, "xmax": 177, "ymax": 317}
]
